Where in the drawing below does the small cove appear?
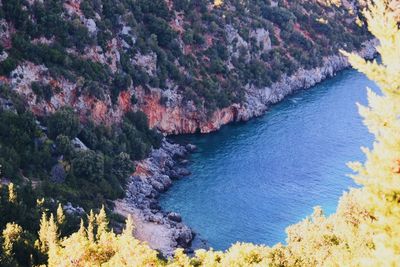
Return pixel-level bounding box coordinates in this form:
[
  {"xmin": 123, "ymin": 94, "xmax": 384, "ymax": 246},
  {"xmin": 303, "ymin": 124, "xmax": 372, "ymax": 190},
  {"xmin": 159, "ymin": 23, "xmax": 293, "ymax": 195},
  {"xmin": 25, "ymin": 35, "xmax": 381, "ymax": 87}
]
[{"xmin": 160, "ymin": 69, "xmax": 377, "ymax": 250}]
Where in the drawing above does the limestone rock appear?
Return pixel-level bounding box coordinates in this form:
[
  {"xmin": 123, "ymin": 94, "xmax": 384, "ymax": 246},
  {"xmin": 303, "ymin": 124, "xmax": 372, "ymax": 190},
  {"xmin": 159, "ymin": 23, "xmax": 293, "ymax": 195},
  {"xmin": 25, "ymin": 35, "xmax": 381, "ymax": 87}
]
[
  {"xmin": 120, "ymin": 139, "xmax": 195, "ymax": 255},
  {"xmin": 71, "ymin": 137, "xmax": 88, "ymax": 151},
  {"xmin": 50, "ymin": 163, "xmax": 66, "ymax": 183},
  {"xmin": 167, "ymin": 212, "xmax": 182, "ymax": 223},
  {"xmin": 64, "ymin": 202, "xmax": 85, "ymax": 216},
  {"xmin": 250, "ymin": 28, "xmax": 272, "ymax": 53},
  {"xmin": 138, "ymin": 39, "xmax": 377, "ymax": 135}
]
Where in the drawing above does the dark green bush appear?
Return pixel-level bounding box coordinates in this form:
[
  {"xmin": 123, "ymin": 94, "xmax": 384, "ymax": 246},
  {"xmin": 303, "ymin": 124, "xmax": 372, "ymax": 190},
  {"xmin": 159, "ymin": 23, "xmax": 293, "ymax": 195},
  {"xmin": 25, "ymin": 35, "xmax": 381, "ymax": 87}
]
[
  {"xmin": 31, "ymin": 82, "xmax": 53, "ymax": 102},
  {"xmin": 47, "ymin": 107, "xmax": 80, "ymax": 140}
]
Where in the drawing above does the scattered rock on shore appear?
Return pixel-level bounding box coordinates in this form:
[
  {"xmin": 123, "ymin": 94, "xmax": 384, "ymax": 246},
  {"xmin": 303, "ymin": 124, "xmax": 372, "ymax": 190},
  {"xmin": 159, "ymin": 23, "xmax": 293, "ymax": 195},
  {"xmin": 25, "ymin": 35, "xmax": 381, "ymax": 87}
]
[
  {"xmin": 114, "ymin": 139, "xmax": 195, "ymax": 257},
  {"xmin": 167, "ymin": 212, "xmax": 182, "ymax": 223},
  {"xmin": 113, "ymin": 39, "xmax": 379, "ymax": 257}
]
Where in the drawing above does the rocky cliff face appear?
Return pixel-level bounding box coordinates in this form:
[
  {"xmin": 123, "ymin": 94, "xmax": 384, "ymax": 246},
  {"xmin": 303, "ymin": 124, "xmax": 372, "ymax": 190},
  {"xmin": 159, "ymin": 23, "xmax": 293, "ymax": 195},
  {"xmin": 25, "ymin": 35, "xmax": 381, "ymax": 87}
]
[
  {"xmin": 140, "ymin": 39, "xmax": 377, "ymax": 134},
  {"xmin": 114, "ymin": 39, "xmax": 377, "ymax": 257},
  {"xmin": 9, "ymin": 61, "xmax": 132, "ymax": 125},
  {"xmin": 137, "ymin": 85, "xmax": 243, "ymax": 134},
  {"xmin": 0, "ymin": 0, "xmax": 372, "ymax": 132}
]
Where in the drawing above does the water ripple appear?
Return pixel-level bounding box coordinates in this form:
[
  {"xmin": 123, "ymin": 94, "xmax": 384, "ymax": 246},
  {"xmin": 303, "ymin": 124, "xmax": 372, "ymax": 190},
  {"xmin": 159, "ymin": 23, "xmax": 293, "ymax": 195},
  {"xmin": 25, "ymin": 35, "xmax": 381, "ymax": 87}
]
[{"xmin": 160, "ymin": 69, "xmax": 377, "ymax": 250}]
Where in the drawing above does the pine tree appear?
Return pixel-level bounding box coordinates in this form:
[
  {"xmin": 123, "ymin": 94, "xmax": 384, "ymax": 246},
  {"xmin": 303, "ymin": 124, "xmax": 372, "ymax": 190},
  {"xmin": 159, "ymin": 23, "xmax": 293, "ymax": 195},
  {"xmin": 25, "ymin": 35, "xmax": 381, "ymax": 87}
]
[
  {"xmin": 7, "ymin": 183, "xmax": 16, "ymax": 204},
  {"xmin": 2, "ymin": 223, "xmax": 22, "ymax": 257},
  {"xmin": 343, "ymin": 0, "xmax": 400, "ymax": 264},
  {"xmin": 95, "ymin": 205, "xmax": 108, "ymax": 239},
  {"xmin": 56, "ymin": 204, "xmax": 65, "ymax": 225},
  {"xmin": 87, "ymin": 210, "xmax": 95, "ymax": 243},
  {"xmin": 37, "ymin": 213, "xmax": 49, "ymax": 253}
]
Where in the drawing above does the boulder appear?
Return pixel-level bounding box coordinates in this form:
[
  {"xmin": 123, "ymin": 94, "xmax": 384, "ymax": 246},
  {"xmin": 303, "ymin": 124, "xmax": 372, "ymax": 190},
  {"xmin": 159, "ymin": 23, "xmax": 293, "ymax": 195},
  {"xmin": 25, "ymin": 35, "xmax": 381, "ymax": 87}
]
[
  {"xmin": 168, "ymin": 169, "xmax": 180, "ymax": 180},
  {"xmin": 64, "ymin": 202, "xmax": 85, "ymax": 216},
  {"xmin": 185, "ymin": 144, "xmax": 197, "ymax": 152},
  {"xmin": 167, "ymin": 212, "xmax": 182, "ymax": 223},
  {"xmin": 140, "ymin": 183, "xmax": 153, "ymax": 197},
  {"xmin": 50, "ymin": 163, "xmax": 66, "ymax": 183},
  {"xmin": 71, "ymin": 137, "xmax": 88, "ymax": 151},
  {"xmin": 157, "ymin": 175, "xmax": 172, "ymax": 188},
  {"xmin": 180, "ymin": 159, "xmax": 189, "ymax": 165},
  {"xmin": 174, "ymin": 225, "xmax": 193, "ymax": 248},
  {"xmin": 149, "ymin": 213, "xmax": 164, "ymax": 224},
  {"xmin": 149, "ymin": 202, "xmax": 161, "ymax": 211},
  {"xmin": 177, "ymin": 168, "xmax": 191, "ymax": 177},
  {"xmin": 150, "ymin": 180, "xmax": 165, "ymax": 192}
]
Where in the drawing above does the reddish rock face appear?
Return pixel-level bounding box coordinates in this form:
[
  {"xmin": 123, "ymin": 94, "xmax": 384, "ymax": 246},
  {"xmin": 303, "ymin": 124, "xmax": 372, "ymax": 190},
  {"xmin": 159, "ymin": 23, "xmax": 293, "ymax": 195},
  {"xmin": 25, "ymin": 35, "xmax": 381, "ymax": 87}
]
[
  {"xmin": 118, "ymin": 91, "xmax": 132, "ymax": 112},
  {"xmin": 133, "ymin": 163, "xmax": 152, "ymax": 178},
  {"xmin": 137, "ymin": 88, "xmax": 241, "ymax": 135},
  {"xmin": 7, "ymin": 37, "xmax": 377, "ymax": 136},
  {"xmin": 64, "ymin": 0, "xmax": 83, "ymax": 17},
  {"xmin": 8, "ymin": 61, "xmax": 240, "ymax": 134},
  {"xmin": 91, "ymin": 99, "xmax": 108, "ymax": 123},
  {"xmin": 140, "ymin": 90, "xmax": 168, "ymax": 131},
  {"xmin": 200, "ymin": 105, "xmax": 240, "ymax": 133}
]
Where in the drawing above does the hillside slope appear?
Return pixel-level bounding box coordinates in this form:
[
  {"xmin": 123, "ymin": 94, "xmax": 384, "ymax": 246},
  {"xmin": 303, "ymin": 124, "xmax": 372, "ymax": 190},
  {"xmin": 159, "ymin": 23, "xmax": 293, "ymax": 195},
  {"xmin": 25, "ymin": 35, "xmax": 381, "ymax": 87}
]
[{"xmin": 0, "ymin": 0, "xmax": 371, "ymax": 134}]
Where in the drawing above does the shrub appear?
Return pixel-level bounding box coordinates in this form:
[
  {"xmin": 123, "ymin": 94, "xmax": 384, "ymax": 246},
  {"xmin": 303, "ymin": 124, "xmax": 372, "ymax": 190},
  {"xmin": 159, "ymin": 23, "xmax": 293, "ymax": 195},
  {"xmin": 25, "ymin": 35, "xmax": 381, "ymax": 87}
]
[
  {"xmin": 0, "ymin": 58, "xmax": 18, "ymax": 76},
  {"xmin": 31, "ymin": 82, "xmax": 53, "ymax": 102},
  {"xmin": 47, "ymin": 107, "xmax": 80, "ymax": 139},
  {"xmin": 72, "ymin": 150, "xmax": 104, "ymax": 183}
]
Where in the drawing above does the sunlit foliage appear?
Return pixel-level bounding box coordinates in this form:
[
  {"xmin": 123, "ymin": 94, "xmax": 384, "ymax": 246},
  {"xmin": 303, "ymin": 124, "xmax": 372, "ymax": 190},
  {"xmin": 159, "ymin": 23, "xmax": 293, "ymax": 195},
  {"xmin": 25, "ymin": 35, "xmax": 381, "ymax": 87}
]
[
  {"xmin": 35, "ymin": 208, "xmax": 161, "ymax": 267},
  {"xmin": 343, "ymin": 0, "xmax": 400, "ymax": 264},
  {"xmin": 214, "ymin": 0, "xmax": 224, "ymax": 7}
]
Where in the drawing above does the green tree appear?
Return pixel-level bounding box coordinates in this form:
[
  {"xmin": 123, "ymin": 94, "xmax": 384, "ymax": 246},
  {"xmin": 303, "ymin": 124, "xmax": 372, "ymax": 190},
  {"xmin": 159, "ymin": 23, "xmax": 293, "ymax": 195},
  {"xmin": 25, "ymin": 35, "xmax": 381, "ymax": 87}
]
[
  {"xmin": 111, "ymin": 153, "xmax": 134, "ymax": 184},
  {"xmin": 47, "ymin": 107, "xmax": 80, "ymax": 139},
  {"xmin": 71, "ymin": 150, "xmax": 104, "ymax": 183}
]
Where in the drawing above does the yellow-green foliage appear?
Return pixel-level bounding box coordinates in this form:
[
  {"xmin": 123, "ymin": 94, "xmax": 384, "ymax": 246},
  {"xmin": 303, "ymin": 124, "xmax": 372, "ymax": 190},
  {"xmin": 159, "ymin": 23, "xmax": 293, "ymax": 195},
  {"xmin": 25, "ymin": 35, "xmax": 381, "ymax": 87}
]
[
  {"xmin": 7, "ymin": 183, "xmax": 17, "ymax": 204},
  {"xmin": 2, "ymin": 223, "xmax": 22, "ymax": 257},
  {"xmin": 2, "ymin": 0, "xmax": 399, "ymax": 266},
  {"xmin": 35, "ymin": 208, "xmax": 161, "ymax": 267},
  {"xmin": 213, "ymin": 0, "xmax": 224, "ymax": 8},
  {"xmin": 344, "ymin": 0, "xmax": 400, "ymax": 264}
]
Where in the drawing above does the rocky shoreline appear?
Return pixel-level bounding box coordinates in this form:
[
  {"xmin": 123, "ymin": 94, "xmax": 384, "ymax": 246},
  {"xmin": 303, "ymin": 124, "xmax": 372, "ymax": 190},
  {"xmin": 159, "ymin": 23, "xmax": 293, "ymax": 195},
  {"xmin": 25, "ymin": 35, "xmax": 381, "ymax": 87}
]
[
  {"xmin": 145, "ymin": 39, "xmax": 378, "ymax": 134},
  {"xmin": 114, "ymin": 139, "xmax": 200, "ymax": 257},
  {"xmin": 114, "ymin": 40, "xmax": 378, "ymax": 257},
  {"xmin": 236, "ymin": 39, "xmax": 378, "ymax": 121}
]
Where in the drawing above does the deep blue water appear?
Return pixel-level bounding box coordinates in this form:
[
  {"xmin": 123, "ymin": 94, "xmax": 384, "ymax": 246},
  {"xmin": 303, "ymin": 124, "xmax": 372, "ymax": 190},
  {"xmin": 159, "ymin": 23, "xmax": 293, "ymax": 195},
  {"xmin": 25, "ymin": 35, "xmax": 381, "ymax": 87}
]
[{"xmin": 160, "ymin": 69, "xmax": 377, "ymax": 251}]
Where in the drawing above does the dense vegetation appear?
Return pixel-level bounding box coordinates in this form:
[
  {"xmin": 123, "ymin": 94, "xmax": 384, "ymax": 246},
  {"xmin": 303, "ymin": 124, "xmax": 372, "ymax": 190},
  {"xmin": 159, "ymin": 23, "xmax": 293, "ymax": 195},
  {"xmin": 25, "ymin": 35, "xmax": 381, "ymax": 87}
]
[
  {"xmin": 0, "ymin": 0, "xmax": 399, "ymax": 266},
  {"xmin": 0, "ymin": 0, "xmax": 370, "ymax": 113},
  {"xmin": 0, "ymin": 87, "xmax": 161, "ymax": 210},
  {"xmin": 0, "ymin": 0, "xmax": 371, "ymax": 224},
  {"xmin": 0, "ymin": 85, "xmax": 161, "ymax": 266}
]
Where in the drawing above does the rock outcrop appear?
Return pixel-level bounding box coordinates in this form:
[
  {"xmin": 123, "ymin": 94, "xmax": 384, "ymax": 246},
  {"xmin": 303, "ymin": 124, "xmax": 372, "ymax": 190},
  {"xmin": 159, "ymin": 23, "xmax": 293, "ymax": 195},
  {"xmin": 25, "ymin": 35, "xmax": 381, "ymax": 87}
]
[
  {"xmin": 140, "ymin": 39, "xmax": 378, "ymax": 134},
  {"xmin": 114, "ymin": 139, "xmax": 197, "ymax": 256},
  {"xmin": 0, "ymin": 1, "xmax": 375, "ymax": 135}
]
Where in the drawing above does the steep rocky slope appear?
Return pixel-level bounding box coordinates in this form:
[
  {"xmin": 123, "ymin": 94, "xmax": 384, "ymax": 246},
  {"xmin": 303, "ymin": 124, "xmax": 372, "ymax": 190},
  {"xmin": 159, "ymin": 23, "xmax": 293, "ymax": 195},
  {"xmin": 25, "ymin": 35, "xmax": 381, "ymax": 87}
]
[
  {"xmin": 114, "ymin": 37, "xmax": 376, "ymax": 255},
  {"xmin": 0, "ymin": 0, "xmax": 371, "ymax": 134}
]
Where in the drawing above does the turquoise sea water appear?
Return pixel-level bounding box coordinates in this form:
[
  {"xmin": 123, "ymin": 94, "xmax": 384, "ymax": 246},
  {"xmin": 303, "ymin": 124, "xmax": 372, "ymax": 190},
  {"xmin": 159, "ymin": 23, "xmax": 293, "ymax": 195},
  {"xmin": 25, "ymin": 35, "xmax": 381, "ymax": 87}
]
[{"xmin": 160, "ymin": 69, "xmax": 377, "ymax": 250}]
